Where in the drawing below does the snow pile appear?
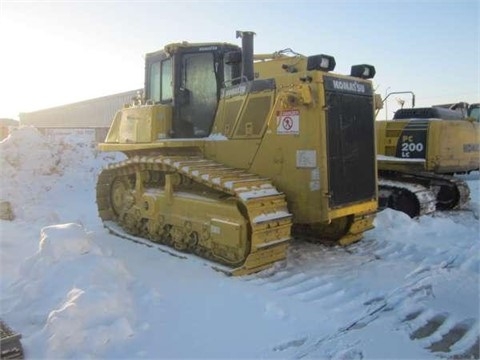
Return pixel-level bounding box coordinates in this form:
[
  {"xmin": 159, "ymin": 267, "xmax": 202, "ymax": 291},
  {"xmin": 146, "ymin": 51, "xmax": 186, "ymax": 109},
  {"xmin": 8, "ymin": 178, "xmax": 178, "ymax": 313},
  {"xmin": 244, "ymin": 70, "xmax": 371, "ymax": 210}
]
[
  {"xmin": 374, "ymin": 208, "xmax": 479, "ymax": 272},
  {"xmin": 37, "ymin": 223, "xmax": 102, "ymax": 261},
  {"xmin": 0, "ymin": 127, "xmax": 61, "ymax": 220},
  {"xmin": 0, "ymin": 126, "xmax": 124, "ymax": 223},
  {"xmin": 2, "ymin": 223, "xmax": 135, "ymax": 358},
  {"xmin": 0, "ymin": 126, "xmax": 61, "ymax": 177}
]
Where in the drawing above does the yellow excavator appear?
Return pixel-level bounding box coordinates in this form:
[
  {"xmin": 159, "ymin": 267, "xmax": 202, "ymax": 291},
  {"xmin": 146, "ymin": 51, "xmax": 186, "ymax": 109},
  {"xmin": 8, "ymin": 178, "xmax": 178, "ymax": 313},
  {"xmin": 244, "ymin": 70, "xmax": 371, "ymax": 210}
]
[
  {"xmin": 376, "ymin": 101, "xmax": 479, "ymax": 217},
  {"xmin": 96, "ymin": 31, "xmax": 379, "ymax": 275}
]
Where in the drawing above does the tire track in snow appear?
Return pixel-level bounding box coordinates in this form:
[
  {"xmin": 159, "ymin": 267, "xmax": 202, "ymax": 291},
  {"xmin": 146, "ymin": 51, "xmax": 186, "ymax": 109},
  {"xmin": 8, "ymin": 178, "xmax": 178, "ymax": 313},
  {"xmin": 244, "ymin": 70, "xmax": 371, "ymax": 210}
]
[
  {"xmin": 242, "ymin": 226, "xmax": 479, "ymax": 358},
  {"xmin": 290, "ymin": 260, "xmax": 479, "ymax": 359}
]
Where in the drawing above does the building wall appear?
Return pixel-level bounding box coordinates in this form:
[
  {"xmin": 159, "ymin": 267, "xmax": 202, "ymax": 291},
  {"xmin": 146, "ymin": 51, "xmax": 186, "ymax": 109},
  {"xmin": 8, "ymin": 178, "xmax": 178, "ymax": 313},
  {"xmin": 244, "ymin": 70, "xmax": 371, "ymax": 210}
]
[
  {"xmin": 41, "ymin": 128, "xmax": 106, "ymax": 144},
  {"xmin": 19, "ymin": 89, "xmax": 141, "ymax": 130},
  {"xmin": 0, "ymin": 119, "xmax": 19, "ymax": 141}
]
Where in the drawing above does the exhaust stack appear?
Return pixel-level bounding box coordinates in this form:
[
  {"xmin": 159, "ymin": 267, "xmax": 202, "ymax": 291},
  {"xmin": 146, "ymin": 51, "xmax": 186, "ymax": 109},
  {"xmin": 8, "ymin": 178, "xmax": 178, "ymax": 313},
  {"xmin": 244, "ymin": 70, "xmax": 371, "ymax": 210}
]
[{"xmin": 236, "ymin": 31, "xmax": 255, "ymax": 82}]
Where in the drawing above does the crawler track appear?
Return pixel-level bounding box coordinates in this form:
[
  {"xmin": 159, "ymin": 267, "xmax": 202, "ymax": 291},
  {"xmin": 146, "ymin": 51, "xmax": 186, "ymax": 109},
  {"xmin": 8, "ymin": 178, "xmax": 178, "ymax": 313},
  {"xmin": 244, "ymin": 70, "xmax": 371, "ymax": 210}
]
[
  {"xmin": 378, "ymin": 171, "xmax": 470, "ymax": 218},
  {"xmin": 96, "ymin": 155, "xmax": 293, "ymax": 275}
]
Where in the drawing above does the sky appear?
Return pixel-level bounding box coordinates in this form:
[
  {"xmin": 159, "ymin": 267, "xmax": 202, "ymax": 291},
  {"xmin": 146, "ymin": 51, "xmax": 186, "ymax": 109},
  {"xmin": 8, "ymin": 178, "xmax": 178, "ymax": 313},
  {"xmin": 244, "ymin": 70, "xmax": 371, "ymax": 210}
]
[
  {"xmin": 0, "ymin": 126, "xmax": 479, "ymax": 358},
  {"xmin": 0, "ymin": 0, "xmax": 478, "ymax": 120}
]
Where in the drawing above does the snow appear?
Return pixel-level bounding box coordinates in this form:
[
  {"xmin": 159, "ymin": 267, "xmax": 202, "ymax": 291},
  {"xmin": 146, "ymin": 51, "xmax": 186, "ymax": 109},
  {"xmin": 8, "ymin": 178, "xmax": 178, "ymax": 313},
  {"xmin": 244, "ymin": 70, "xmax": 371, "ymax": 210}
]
[
  {"xmin": 1, "ymin": 126, "xmax": 479, "ymax": 359},
  {"xmin": 377, "ymin": 154, "xmax": 426, "ymax": 163},
  {"xmin": 253, "ymin": 210, "xmax": 291, "ymax": 224},
  {"xmin": 207, "ymin": 133, "xmax": 228, "ymax": 141}
]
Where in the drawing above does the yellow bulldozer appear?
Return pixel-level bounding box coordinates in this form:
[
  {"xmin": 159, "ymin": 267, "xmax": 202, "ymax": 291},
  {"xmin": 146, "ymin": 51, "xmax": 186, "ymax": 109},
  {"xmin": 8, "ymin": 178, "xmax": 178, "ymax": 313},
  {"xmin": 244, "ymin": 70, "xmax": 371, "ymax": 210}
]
[
  {"xmin": 376, "ymin": 102, "xmax": 479, "ymax": 218},
  {"xmin": 96, "ymin": 31, "xmax": 379, "ymax": 275}
]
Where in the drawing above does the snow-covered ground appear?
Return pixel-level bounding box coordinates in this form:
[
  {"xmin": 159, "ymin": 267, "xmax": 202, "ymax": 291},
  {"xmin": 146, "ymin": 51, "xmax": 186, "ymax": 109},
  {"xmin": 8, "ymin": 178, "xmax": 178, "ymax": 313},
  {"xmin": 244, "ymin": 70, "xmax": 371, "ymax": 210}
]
[{"xmin": 0, "ymin": 126, "xmax": 478, "ymax": 359}]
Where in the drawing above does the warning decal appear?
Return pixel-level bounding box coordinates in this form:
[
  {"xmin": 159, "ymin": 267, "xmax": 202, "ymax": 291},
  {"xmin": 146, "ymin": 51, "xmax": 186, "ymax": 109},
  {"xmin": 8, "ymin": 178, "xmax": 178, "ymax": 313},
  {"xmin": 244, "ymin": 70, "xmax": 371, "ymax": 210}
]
[{"xmin": 276, "ymin": 109, "xmax": 299, "ymax": 135}]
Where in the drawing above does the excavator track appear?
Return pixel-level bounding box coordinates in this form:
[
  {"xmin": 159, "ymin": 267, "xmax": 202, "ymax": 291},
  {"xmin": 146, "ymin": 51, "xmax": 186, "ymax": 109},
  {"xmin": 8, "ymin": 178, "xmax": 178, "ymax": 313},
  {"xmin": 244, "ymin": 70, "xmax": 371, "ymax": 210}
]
[
  {"xmin": 379, "ymin": 171, "xmax": 470, "ymax": 218},
  {"xmin": 434, "ymin": 175, "xmax": 470, "ymax": 210},
  {"xmin": 96, "ymin": 155, "xmax": 293, "ymax": 276},
  {"xmin": 0, "ymin": 320, "xmax": 23, "ymax": 359}
]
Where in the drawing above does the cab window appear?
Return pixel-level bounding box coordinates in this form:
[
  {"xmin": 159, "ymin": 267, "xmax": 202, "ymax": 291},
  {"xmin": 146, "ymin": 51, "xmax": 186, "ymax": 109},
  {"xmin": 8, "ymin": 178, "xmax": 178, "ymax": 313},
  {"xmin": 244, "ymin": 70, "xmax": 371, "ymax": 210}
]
[
  {"xmin": 161, "ymin": 58, "xmax": 172, "ymax": 101},
  {"xmin": 149, "ymin": 61, "xmax": 161, "ymax": 102}
]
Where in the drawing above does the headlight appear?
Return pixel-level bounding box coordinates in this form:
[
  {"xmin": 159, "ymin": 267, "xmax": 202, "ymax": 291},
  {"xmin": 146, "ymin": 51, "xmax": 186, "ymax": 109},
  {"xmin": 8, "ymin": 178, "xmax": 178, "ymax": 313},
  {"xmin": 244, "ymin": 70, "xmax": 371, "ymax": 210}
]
[
  {"xmin": 307, "ymin": 54, "xmax": 336, "ymax": 71},
  {"xmin": 350, "ymin": 64, "xmax": 376, "ymax": 79}
]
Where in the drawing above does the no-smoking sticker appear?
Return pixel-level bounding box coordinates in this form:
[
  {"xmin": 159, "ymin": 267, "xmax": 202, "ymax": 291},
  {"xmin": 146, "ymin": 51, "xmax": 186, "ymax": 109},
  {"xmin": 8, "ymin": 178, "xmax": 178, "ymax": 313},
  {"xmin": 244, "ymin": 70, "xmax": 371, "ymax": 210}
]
[{"xmin": 277, "ymin": 109, "xmax": 299, "ymax": 134}]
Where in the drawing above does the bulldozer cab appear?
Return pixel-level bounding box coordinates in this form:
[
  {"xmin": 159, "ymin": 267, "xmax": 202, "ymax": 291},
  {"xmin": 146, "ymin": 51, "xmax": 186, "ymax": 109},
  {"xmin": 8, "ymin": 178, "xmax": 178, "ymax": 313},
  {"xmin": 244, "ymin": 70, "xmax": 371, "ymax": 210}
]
[{"xmin": 144, "ymin": 43, "xmax": 241, "ymax": 138}]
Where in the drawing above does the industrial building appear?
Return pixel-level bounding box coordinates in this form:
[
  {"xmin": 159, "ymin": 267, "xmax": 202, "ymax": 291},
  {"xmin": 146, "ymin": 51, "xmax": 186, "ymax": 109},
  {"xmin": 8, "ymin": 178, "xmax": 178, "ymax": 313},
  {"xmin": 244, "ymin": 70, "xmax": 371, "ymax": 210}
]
[
  {"xmin": 19, "ymin": 89, "xmax": 141, "ymax": 143},
  {"xmin": 0, "ymin": 118, "xmax": 19, "ymax": 141}
]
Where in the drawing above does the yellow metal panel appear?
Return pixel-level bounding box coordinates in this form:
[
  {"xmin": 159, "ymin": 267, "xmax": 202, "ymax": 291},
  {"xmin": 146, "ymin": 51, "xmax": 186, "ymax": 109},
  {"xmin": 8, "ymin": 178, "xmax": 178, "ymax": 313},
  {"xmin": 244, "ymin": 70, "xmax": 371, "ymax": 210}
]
[
  {"xmin": 427, "ymin": 120, "xmax": 480, "ymax": 173},
  {"xmin": 329, "ymin": 199, "xmax": 378, "ymax": 219},
  {"xmin": 216, "ymin": 98, "xmax": 243, "ymax": 137},
  {"xmin": 210, "ymin": 218, "xmax": 243, "ymax": 248},
  {"xmin": 104, "ymin": 104, "xmax": 172, "ymax": 144},
  {"xmin": 204, "ymin": 139, "xmax": 260, "ymax": 169},
  {"xmin": 98, "ymin": 139, "xmax": 205, "ymax": 152},
  {"xmin": 245, "ymin": 82, "xmax": 332, "ymax": 224},
  {"xmin": 233, "ymin": 93, "xmax": 273, "ymax": 138}
]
